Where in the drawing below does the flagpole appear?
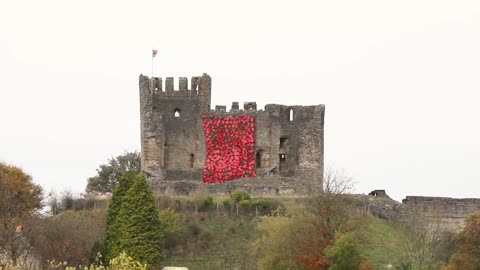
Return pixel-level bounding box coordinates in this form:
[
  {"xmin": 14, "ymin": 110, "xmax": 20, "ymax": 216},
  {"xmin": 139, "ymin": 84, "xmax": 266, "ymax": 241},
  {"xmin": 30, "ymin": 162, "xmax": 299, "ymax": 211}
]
[{"xmin": 151, "ymin": 49, "xmax": 158, "ymax": 90}]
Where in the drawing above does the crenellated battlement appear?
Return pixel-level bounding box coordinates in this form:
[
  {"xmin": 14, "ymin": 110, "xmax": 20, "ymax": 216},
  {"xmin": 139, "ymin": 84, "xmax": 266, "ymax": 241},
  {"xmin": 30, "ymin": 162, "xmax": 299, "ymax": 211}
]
[
  {"xmin": 206, "ymin": 102, "xmax": 325, "ymax": 120},
  {"xmin": 139, "ymin": 74, "xmax": 211, "ymax": 109},
  {"xmin": 244, "ymin": 102, "xmax": 257, "ymax": 111},
  {"xmin": 150, "ymin": 76, "xmax": 202, "ymax": 94},
  {"xmin": 211, "ymin": 102, "xmax": 261, "ymax": 114}
]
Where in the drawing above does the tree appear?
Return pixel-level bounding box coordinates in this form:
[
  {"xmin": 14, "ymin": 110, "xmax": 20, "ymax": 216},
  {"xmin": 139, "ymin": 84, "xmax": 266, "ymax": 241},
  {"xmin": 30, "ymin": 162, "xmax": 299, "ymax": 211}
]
[
  {"xmin": 86, "ymin": 151, "xmax": 141, "ymax": 194},
  {"xmin": 401, "ymin": 205, "xmax": 455, "ymax": 270},
  {"xmin": 114, "ymin": 173, "xmax": 164, "ymax": 265},
  {"xmin": 294, "ymin": 167, "xmax": 356, "ymax": 270},
  {"xmin": 323, "ymin": 166, "xmax": 356, "ymax": 194},
  {"xmin": 444, "ymin": 212, "xmax": 480, "ymax": 270},
  {"xmin": 104, "ymin": 170, "xmax": 137, "ymax": 262},
  {"xmin": 326, "ymin": 233, "xmax": 365, "ymax": 270},
  {"xmin": 0, "ymin": 162, "xmax": 43, "ymax": 265},
  {"xmin": 255, "ymin": 167, "xmax": 357, "ymax": 270}
]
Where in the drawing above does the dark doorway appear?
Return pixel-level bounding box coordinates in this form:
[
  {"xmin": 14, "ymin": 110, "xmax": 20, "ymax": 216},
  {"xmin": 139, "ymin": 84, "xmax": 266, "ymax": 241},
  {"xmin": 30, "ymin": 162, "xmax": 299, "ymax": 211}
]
[
  {"xmin": 190, "ymin": 154, "xmax": 194, "ymax": 168},
  {"xmin": 256, "ymin": 151, "xmax": 262, "ymax": 168},
  {"xmin": 280, "ymin": 137, "xmax": 288, "ymax": 149},
  {"xmin": 279, "ymin": 154, "xmax": 287, "ymax": 171}
]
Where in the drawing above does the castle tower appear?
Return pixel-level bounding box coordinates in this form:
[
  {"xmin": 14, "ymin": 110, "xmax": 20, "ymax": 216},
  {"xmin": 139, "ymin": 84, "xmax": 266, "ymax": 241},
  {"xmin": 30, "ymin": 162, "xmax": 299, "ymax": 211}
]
[{"xmin": 139, "ymin": 73, "xmax": 211, "ymax": 182}]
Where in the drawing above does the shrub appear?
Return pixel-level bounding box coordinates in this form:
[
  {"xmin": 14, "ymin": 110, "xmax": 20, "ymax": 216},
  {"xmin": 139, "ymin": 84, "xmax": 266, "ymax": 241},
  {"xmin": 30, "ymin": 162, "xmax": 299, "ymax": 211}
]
[
  {"xmin": 252, "ymin": 199, "xmax": 272, "ymax": 210},
  {"xmin": 159, "ymin": 208, "xmax": 181, "ymax": 235},
  {"xmin": 254, "ymin": 204, "xmax": 305, "ymax": 270},
  {"xmin": 239, "ymin": 199, "xmax": 252, "ymax": 209},
  {"xmin": 29, "ymin": 209, "xmax": 107, "ymax": 268},
  {"xmin": 0, "ymin": 259, "xmax": 21, "ymax": 270},
  {"xmin": 230, "ymin": 190, "xmax": 251, "ymax": 203},
  {"xmin": 326, "ymin": 233, "xmax": 363, "ymax": 270},
  {"xmin": 222, "ymin": 198, "xmax": 231, "ymax": 206},
  {"xmin": 190, "ymin": 185, "xmax": 209, "ymax": 205},
  {"xmin": 203, "ymin": 196, "xmax": 214, "ymax": 207},
  {"xmin": 64, "ymin": 252, "xmax": 147, "ymax": 270},
  {"xmin": 188, "ymin": 223, "xmax": 201, "ymax": 237},
  {"xmin": 108, "ymin": 251, "xmax": 147, "ymax": 270}
]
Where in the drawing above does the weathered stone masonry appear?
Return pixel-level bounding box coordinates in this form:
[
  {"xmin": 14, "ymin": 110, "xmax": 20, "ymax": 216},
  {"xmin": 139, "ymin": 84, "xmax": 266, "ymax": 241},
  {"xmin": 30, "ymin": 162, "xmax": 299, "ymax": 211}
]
[
  {"xmin": 353, "ymin": 191, "xmax": 480, "ymax": 232},
  {"xmin": 139, "ymin": 73, "xmax": 325, "ymax": 194}
]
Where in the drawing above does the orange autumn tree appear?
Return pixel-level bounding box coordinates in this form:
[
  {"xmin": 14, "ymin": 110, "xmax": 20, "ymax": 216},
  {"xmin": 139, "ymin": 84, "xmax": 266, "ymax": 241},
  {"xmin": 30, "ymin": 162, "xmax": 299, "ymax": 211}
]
[
  {"xmin": 0, "ymin": 162, "xmax": 43, "ymax": 265},
  {"xmin": 295, "ymin": 229, "xmax": 332, "ymax": 269}
]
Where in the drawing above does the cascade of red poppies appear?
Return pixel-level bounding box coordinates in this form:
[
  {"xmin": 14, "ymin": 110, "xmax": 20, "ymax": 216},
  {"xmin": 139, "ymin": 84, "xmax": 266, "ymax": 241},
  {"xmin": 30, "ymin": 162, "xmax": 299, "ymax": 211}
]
[{"xmin": 202, "ymin": 114, "xmax": 256, "ymax": 183}]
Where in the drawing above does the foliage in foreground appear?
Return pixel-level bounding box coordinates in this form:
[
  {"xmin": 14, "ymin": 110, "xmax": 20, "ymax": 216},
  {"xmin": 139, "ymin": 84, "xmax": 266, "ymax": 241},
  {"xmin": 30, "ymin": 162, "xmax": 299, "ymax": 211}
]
[
  {"xmin": 444, "ymin": 212, "xmax": 480, "ymax": 270},
  {"xmin": 104, "ymin": 170, "xmax": 137, "ymax": 262},
  {"xmin": 0, "ymin": 162, "xmax": 43, "ymax": 266},
  {"xmin": 254, "ymin": 191, "xmax": 364, "ymax": 270},
  {"xmin": 400, "ymin": 208, "xmax": 456, "ymax": 270},
  {"xmin": 254, "ymin": 204, "xmax": 305, "ymax": 269},
  {"xmin": 30, "ymin": 209, "xmax": 106, "ymax": 267},
  {"xmin": 326, "ymin": 233, "xmax": 372, "ymax": 270},
  {"xmin": 46, "ymin": 252, "xmax": 147, "ymax": 270},
  {"xmin": 114, "ymin": 173, "xmax": 164, "ymax": 265}
]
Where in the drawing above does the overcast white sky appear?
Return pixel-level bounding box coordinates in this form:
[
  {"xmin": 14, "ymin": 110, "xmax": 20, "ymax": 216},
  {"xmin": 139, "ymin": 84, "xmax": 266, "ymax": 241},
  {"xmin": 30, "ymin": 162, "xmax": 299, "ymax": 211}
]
[{"xmin": 1, "ymin": 0, "xmax": 479, "ymax": 201}]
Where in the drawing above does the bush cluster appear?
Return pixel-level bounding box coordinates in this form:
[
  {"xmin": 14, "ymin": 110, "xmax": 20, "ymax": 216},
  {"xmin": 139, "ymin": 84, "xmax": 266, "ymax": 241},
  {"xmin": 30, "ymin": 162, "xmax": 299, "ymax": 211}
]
[{"xmin": 230, "ymin": 190, "xmax": 251, "ymax": 203}]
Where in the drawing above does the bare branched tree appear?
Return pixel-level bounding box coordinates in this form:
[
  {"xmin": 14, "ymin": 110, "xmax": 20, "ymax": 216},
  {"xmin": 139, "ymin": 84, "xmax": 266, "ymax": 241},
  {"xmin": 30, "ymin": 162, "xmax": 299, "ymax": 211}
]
[
  {"xmin": 323, "ymin": 166, "xmax": 356, "ymax": 194},
  {"xmin": 401, "ymin": 204, "xmax": 456, "ymax": 270}
]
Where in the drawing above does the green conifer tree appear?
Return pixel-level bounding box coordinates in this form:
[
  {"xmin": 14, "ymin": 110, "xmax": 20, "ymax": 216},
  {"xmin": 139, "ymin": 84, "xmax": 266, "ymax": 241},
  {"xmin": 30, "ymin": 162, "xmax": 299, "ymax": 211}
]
[
  {"xmin": 116, "ymin": 173, "xmax": 164, "ymax": 265},
  {"xmin": 104, "ymin": 170, "xmax": 137, "ymax": 262}
]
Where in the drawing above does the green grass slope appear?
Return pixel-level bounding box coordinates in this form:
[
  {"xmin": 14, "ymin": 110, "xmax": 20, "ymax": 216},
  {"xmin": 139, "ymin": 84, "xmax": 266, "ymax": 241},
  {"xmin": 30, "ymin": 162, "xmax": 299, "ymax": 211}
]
[
  {"xmin": 356, "ymin": 215, "xmax": 409, "ymax": 270},
  {"xmin": 163, "ymin": 214, "xmax": 258, "ymax": 270}
]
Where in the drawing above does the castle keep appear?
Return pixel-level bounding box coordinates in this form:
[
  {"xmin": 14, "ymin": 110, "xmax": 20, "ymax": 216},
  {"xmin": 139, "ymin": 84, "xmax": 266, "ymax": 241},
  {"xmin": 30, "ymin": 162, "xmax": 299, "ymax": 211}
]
[
  {"xmin": 137, "ymin": 73, "xmax": 480, "ymax": 231},
  {"xmin": 139, "ymin": 73, "xmax": 325, "ymax": 194}
]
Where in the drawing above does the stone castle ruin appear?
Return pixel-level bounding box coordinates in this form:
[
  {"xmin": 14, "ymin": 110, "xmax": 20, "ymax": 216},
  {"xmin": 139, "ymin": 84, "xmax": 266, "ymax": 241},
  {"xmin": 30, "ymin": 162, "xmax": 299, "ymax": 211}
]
[
  {"xmin": 357, "ymin": 190, "xmax": 480, "ymax": 232},
  {"xmin": 137, "ymin": 73, "xmax": 480, "ymax": 231},
  {"xmin": 139, "ymin": 73, "xmax": 325, "ymax": 194}
]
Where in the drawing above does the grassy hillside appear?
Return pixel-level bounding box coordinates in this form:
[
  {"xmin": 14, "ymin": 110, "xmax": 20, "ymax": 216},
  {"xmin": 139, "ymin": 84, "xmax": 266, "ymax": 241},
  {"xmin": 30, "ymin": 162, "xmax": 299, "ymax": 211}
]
[
  {"xmin": 356, "ymin": 216, "xmax": 410, "ymax": 270},
  {"xmin": 161, "ymin": 208, "xmax": 410, "ymax": 270},
  {"xmin": 162, "ymin": 213, "xmax": 258, "ymax": 270},
  {"xmin": 44, "ymin": 194, "xmax": 414, "ymax": 270}
]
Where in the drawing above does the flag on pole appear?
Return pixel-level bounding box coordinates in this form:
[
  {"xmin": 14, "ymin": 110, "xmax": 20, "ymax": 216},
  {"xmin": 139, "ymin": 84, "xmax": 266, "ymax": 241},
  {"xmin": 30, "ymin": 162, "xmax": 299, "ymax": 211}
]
[{"xmin": 152, "ymin": 49, "xmax": 158, "ymax": 58}]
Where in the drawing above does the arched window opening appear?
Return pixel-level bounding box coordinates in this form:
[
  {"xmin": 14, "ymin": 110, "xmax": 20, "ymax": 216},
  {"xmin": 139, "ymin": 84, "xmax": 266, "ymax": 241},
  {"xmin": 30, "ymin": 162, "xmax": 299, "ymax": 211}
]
[
  {"xmin": 289, "ymin": 109, "xmax": 294, "ymax": 122},
  {"xmin": 279, "ymin": 154, "xmax": 288, "ymax": 171},
  {"xmin": 174, "ymin": 108, "xmax": 181, "ymax": 118}
]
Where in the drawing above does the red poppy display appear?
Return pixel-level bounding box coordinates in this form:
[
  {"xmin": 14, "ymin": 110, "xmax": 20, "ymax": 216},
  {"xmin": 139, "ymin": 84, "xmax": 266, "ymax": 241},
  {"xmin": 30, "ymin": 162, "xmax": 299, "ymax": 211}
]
[{"xmin": 202, "ymin": 114, "xmax": 256, "ymax": 183}]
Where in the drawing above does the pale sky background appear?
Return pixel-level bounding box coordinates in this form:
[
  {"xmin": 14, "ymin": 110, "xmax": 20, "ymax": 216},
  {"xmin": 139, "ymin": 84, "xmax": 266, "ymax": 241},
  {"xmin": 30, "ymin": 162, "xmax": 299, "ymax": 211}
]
[{"xmin": 1, "ymin": 0, "xmax": 479, "ymax": 202}]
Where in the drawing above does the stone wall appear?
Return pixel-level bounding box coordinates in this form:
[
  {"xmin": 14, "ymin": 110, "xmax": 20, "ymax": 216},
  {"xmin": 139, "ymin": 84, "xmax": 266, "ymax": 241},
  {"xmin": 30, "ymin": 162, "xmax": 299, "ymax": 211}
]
[
  {"xmin": 351, "ymin": 192, "xmax": 480, "ymax": 232},
  {"xmin": 150, "ymin": 176, "xmax": 316, "ymax": 196},
  {"xmin": 402, "ymin": 196, "xmax": 480, "ymax": 231}
]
